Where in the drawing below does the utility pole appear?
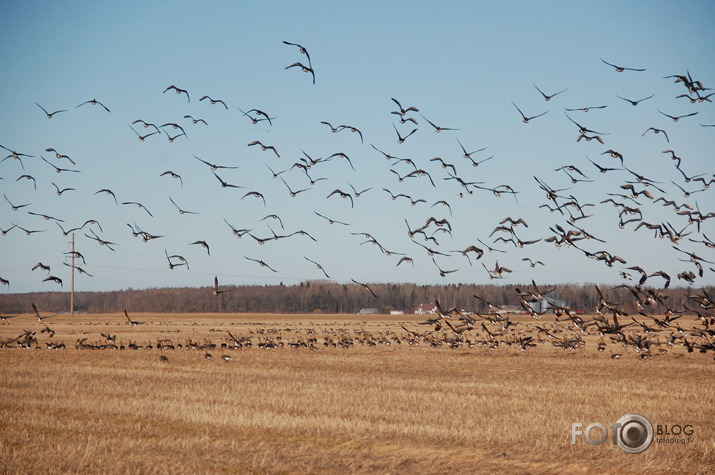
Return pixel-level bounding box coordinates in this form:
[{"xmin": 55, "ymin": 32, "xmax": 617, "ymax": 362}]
[{"xmin": 71, "ymin": 233, "xmax": 75, "ymax": 316}]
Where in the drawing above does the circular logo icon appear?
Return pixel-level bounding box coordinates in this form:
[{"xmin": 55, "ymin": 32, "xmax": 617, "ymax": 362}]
[{"xmin": 616, "ymin": 413, "xmax": 654, "ymax": 454}]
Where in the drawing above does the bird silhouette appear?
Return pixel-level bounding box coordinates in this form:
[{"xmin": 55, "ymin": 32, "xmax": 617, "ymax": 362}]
[
  {"xmin": 512, "ymin": 101, "xmax": 548, "ymax": 123},
  {"xmin": 601, "ymin": 58, "xmax": 646, "ymax": 72},
  {"xmin": 35, "ymin": 102, "xmax": 66, "ymax": 118},
  {"xmin": 163, "ymin": 85, "xmax": 190, "ymax": 102},
  {"xmin": 75, "ymin": 98, "xmax": 110, "ymax": 113},
  {"xmin": 285, "ymin": 62, "xmax": 315, "ymax": 84}
]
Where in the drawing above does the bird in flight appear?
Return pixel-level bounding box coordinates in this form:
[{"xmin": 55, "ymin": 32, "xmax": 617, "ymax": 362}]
[
  {"xmin": 533, "ymin": 83, "xmax": 567, "ymax": 101},
  {"xmin": 40, "ymin": 155, "xmax": 80, "ymax": 174},
  {"xmin": 241, "ymin": 191, "xmax": 267, "ymax": 207},
  {"xmin": 194, "ymin": 154, "xmax": 238, "ymax": 171},
  {"xmin": 617, "ymin": 94, "xmax": 654, "ymax": 106},
  {"xmin": 642, "ymin": 127, "xmax": 669, "ymax": 142},
  {"xmin": 564, "ymin": 105, "xmax": 607, "ymax": 112},
  {"xmin": 601, "ymin": 58, "xmax": 646, "ymax": 72},
  {"xmin": 121, "ymin": 201, "xmax": 154, "ymax": 217},
  {"xmin": 129, "ymin": 124, "xmax": 160, "ymax": 141},
  {"xmin": 285, "ymin": 62, "xmax": 315, "ymax": 84},
  {"xmin": 42, "ymin": 275, "xmax": 63, "ymax": 287},
  {"xmin": 32, "ymin": 262, "xmax": 51, "ymax": 274},
  {"xmin": 245, "ymin": 256, "xmax": 278, "ymax": 273},
  {"xmin": 125, "ymin": 309, "xmax": 144, "ymax": 326},
  {"xmin": 315, "ymin": 211, "xmax": 349, "ymax": 226},
  {"xmin": 393, "ymin": 123, "xmax": 418, "ymax": 144},
  {"xmin": 432, "ymin": 257, "xmax": 459, "ymax": 277},
  {"xmin": 391, "ymin": 97, "xmax": 419, "ymax": 116},
  {"xmin": 213, "ymin": 276, "xmax": 226, "ymax": 295},
  {"xmin": 191, "ymin": 240, "xmax": 210, "ymax": 255},
  {"xmin": 327, "ymin": 189, "xmax": 354, "ymax": 208},
  {"xmin": 75, "ymin": 98, "xmax": 111, "ymax": 113},
  {"xmin": 248, "ymin": 140, "xmax": 280, "ymax": 158},
  {"xmin": 351, "ymin": 279, "xmax": 378, "ymax": 299},
  {"xmin": 35, "ymin": 102, "xmax": 66, "ymax": 118},
  {"xmin": 420, "ymin": 115, "xmax": 459, "ymax": 132},
  {"xmin": 160, "ymin": 170, "xmax": 183, "ymax": 186},
  {"xmin": 163, "ymin": 85, "xmax": 190, "ymax": 102},
  {"xmin": 93, "ymin": 188, "xmax": 118, "ymax": 204},
  {"xmin": 169, "ymin": 197, "xmax": 199, "ymax": 215},
  {"xmin": 238, "ymin": 107, "xmax": 276, "ymax": 125},
  {"xmin": 282, "ymin": 40, "xmax": 312, "ymax": 66},
  {"xmin": 199, "ymin": 95, "xmax": 228, "ymax": 109},
  {"xmin": 512, "ymin": 101, "xmax": 547, "ymax": 123},
  {"xmin": 183, "ymin": 115, "xmax": 207, "ymax": 125},
  {"xmin": 657, "ymin": 109, "xmax": 699, "ymax": 122},
  {"xmin": 483, "ymin": 261, "xmax": 512, "ymax": 279},
  {"xmin": 212, "ymin": 170, "xmax": 243, "ymax": 189},
  {"xmin": 281, "ymin": 177, "xmax": 309, "ymax": 197},
  {"xmin": 304, "ymin": 256, "xmax": 331, "ymax": 279},
  {"xmin": 45, "ymin": 148, "xmax": 76, "ymax": 165},
  {"xmin": 4, "ymin": 193, "xmax": 31, "ymax": 211}
]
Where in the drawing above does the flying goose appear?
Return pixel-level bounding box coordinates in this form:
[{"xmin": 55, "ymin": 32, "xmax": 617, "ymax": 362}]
[
  {"xmin": 45, "ymin": 148, "xmax": 76, "ymax": 164},
  {"xmin": 351, "ymin": 279, "xmax": 378, "ymax": 299},
  {"xmin": 282, "ymin": 41, "xmax": 312, "ymax": 66},
  {"xmin": 304, "ymin": 256, "xmax": 331, "ymax": 279},
  {"xmin": 244, "ymin": 256, "xmax": 278, "ymax": 272},
  {"xmin": 393, "ymin": 123, "xmax": 417, "ymax": 144},
  {"xmin": 285, "ymin": 61, "xmax": 315, "ymax": 83},
  {"xmin": 52, "ymin": 183, "xmax": 75, "ymax": 195},
  {"xmin": 199, "ymin": 95, "xmax": 228, "ymax": 109},
  {"xmin": 190, "ymin": 240, "xmax": 210, "ymax": 255},
  {"xmin": 194, "ymin": 154, "xmax": 238, "ymax": 171},
  {"xmin": 533, "ymin": 83, "xmax": 567, "ymax": 101},
  {"xmin": 421, "ymin": 114, "xmax": 459, "ymax": 132},
  {"xmin": 327, "ymin": 189, "xmax": 354, "ymax": 208},
  {"xmin": 121, "ymin": 201, "xmax": 154, "ymax": 217},
  {"xmin": 169, "ymin": 197, "xmax": 199, "ymax": 215},
  {"xmin": 241, "ymin": 191, "xmax": 267, "ymax": 207},
  {"xmin": 163, "ymin": 85, "xmax": 190, "ymax": 102},
  {"xmin": 601, "ymin": 58, "xmax": 646, "ymax": 72},
  {"xmin": 512, "ymin": 101, "xmax": 547, "ymax": 123},
  {"xmin": 280, "ymin": 177, "xmax": 309, "ymax": 197},
  {"xmin": 160, "ymin": 170, "xmax": 183, "ymax": 186},
  {"xmin": 35, "ymin": 102, "xmax": 66, "ymax": 118},
  {"xmin": 617, "ymin": 94, "xmax": 654, "ymax": 106},
  {"xmin": 4, "ymin": 193, "xmax": 32, "ymax": 211},
  {"xmin": 129, "ymin": 124, "xmax": 160, "ymax": 141},
  {"xmin": 75, "ymin": 98, "xmax": 110, "ymax": 113},
  {"xmin": 183, "ymin": 115, "xmax": 207, "ymax": 125},
  {"xmin": 40, "ymin": 155, "xmax": 80, "ymax": 174},
  {"xmin": 314, "ymin": 211, "xmax": 349, "ymax": 226},
  {"xmin": 42, "ymin": 276, "xmax": 63, "ymax": 287},
  {"xmin": 212, "ymin": 171, "xmax": 243, "ymax": 189},
  {"xmin": 482, "ymin": 261, "xmax": 512, "ymax": 279},
  {"xmin": 248, "ymin": 140, "xmax": 280, "ymax": 157}
]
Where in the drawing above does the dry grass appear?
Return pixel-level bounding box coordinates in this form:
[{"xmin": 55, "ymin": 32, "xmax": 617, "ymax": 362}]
[{"xmin": 0, "ymin": 313, "xmax": 713, "ymax": 474}]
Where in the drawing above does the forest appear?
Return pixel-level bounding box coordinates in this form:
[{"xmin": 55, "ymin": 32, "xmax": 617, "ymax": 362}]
[{"xmin": 0, "ymin": 280, "xmax": 711, "ymax": 316}]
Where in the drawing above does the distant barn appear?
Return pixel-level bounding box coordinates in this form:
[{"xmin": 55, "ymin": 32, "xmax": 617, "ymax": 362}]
[{"xmin": 358, "ymin": 307, "xmax": 379, "ymax": 315}]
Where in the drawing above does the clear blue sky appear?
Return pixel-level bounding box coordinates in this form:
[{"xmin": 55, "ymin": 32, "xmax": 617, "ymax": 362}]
[{"xmin": 1, "ymin": 1, "xmax": 713, "ymax": 293}]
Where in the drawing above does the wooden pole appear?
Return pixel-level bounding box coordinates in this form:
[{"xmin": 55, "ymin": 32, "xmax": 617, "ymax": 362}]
[{"xmin": 71, "ymin": 233, "xmax": 75, "ymax": 317}]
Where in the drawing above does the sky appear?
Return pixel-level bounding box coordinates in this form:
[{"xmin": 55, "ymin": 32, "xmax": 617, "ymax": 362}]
[{"xmin": 0, "ymin": 1, "xmax": 713, "ymax": 294}]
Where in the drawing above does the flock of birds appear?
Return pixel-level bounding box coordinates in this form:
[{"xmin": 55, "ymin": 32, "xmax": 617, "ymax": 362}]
[
  {"xmin": 1, "ymin": 284, "xmax": 714, "ymax": 362},
  {"xmin": 1, "ymin": 44, "xmax": 714, "ymax": 336}
]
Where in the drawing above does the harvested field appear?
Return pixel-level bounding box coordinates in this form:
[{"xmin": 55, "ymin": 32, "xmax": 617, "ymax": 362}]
[{"xmin": 0, "ymin": 313, "xmax": 713, "ymax": 474}]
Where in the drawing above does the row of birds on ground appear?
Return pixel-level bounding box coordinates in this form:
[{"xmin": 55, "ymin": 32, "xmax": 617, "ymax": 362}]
[
  {"xmin": 2, "ymin": 284, "xmax": 714, "ymax": 362},
  {"xmin": 1, "ymin": 47, "xmax": 714, "ymax": 294}
]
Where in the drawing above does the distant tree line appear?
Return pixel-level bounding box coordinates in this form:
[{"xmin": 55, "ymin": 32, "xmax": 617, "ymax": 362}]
[{"xmin": 0, "ymin": 281, "xmax": 711, "ymax": 315}]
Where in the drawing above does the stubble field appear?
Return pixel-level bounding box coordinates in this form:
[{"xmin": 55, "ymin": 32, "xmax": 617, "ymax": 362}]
[{"xmin": 0, "ymin": 312, "xmax": 713, "ymax": 474}]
